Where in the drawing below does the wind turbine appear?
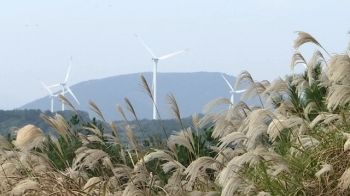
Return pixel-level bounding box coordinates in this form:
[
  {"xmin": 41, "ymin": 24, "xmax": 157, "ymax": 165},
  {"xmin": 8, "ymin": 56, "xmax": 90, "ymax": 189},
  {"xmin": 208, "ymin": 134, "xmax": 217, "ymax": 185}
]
[
  {"xmin": 221, "ymin": 74, "xmax": 246, "ymax": 109},
  {"xmin": 135, "ymin": 34, "xmax": 188, "ymax": 119},
  {"xmin": 40, "ymin": 81, "xmax": 60, "ymax": 112},
  {"xmin": 47, "ymin": 57, "xmax": 80, "ymax": 111}
]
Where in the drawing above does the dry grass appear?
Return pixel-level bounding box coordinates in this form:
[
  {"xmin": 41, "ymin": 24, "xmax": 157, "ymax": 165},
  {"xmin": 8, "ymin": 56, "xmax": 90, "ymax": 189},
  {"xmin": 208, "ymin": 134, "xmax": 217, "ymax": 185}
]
[{"xmin": 2, "ymin": 31, "xmax": 350, "ymax": 195}]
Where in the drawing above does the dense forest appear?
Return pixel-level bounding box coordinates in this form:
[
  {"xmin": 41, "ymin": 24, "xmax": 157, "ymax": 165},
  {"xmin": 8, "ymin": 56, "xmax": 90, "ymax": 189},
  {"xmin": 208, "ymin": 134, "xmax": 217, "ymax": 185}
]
[{"xmin": 0, "ymin": 109, "xmax": 205, "ymax": 142}]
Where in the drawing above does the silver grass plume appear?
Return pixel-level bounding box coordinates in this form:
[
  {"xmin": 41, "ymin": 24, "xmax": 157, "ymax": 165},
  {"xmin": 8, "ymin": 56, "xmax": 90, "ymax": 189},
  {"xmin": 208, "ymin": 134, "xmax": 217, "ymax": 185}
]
[
  {"xmin": 274, "ymin": 101, "xmax": 294, "ymax": 116},
  {"xmin": 49, "ymin": 135, "xmax": 63, "ymax": 157},
  {"xmin": 262, "ymin": 78, "xmax": 291, "ymax": 109},
  {"xmin": 241, "ymin": 109, "xmax": 275, "ymax": 148},
  {"xmin": 294, "ymin": 31, "xmax": 329, "ymax": 56},
  {"xmin": 309, "ymin": 114, "xmax": 340, "ymax": 129},
  {"xmin": 309, "ymin": 50, "xmax": 327, "ymax": 68},
  {"xmin": 190, "ymin": 191, "xmax": 220, "ymax": 196},
  {"xmin": 143, "ymin": 149, "xmax": 175, "ymax": 163},
  {"xmin": 0, "ymin": 135, "xmax": 13, "ymax": 151},
  {"xmin": 319, "ymin": 69, "xmax": 330, "ymax": 88},
  {"xmin": 184, "ymin": 156, "xmax": 218, "ymax": 183},
  {"xmin": 109, "ymin": 121, "xmax": 121, "ymax": 144},
  {"xmin": 291, "ymin": 51, "xmax": 308, "ymax": 70},
  {"xmin": 230, "ymin": 101, "xmax": 252, "ymax": 120},
  {"xmin": 192, "ymin": 114, "xmax": 200, "ymax": 136},
  {"xmin": 169, "ymin": 128, "xmax": 195, "ymax": 155},
  {"xmin": 291, "ymin": 74, "xmax": 310, "ymax": 98},
  {"xmin": 267, "ymin": 116, "xmax": 304, "ymax": 142},
  {"xmin": 124, "ymin": 97, "xmax": 137, "ymax": 119},
  {"xmin": 74, "ymin": 148, "xmax": 110, "ymax": 170},
  {"xmin": 217, "ymin": 146, "xmax": 267, "ymax": 186},
  {"xmin": 140, "ymin": 74, "xmax": 153, "ymax": 99},
  {"xmin": 219, "ymin": 116, "xmax": 244, "ymax": 138},
  {"xmin": 0, "ymin": 161, "xmax": 19, "ymax": 178},
  {"xmin": 215, "ymin": 147, "xmax": 245, "ymax": 166},
  {"xmin": 257, "ymin": 192, "xmax": 271, "ymax": 196},
  {"xmin": 202, "ymin": 97, "xmax": 232, "ymax": 114},
  {"xmin": 343, "ymin": 132, "xmax": 350, "ymax": 151},
  {"xmin": 111, "ymin": 163, "xmax": 132, "ymax": 177},
  {"xmin": 122, "ymin": 183, "xmax": 144, "ymax": 196},
  {"xmin": 235, "ymin": 70, "xmax": 254, "ymax": 89},
  {"xmin": 327, "ymin": 85, "xmax": 350, "ymax": 111},
  {"xmin": 221, "ymin": 176, "xmax": 245, "ymax": 196},
  {"xmin": 268, "ymin": 163, "xmax": 290, "ymax": 176},
  {"xmin": 142, "ymin": 149, "xmax": 185, "ymax": 173},
  {"xmin": 327, "ymin": 54, "xmax": 350, "ymax": 85},
  {"xmin": 41, "ymin": 113, "xmax": 71, "ymax": 143},
  {"xmin": 78, "ymin": 132, "xmax": 105, "ymax": 146},
  {"xmin": 89, "ymin": 100, "xmax": 106, "ymax": 123},
  {"xmin": 167, "ymin": 93, "xmax": 183, "ymax": 128},
  {"xmin": 218, "ymin": 131, "xmax": 248, "ymax": 150},
  {"xmin": 116, "ymin": 104, "xmax": 129, "ymax": 123},
  {"xmin": 124, "ymin": 98, "xmax": 145, "ymax": 137},
  {"xmin": 10, "ymin": 178, "xmax": 40, "ymax": 196},
  {"xmin": 58, "ymin": 93, "xmax": 77, "ymax": 112},
  {"xmin": 241, "ymin": 81, "xmax": 268, "ymax": 101},
  {"xmin": 315, "ymin": 163, "xmax": 333, "ymax": 181},
  {"xmin": 83, "ymin": 124, "xmax": 102, "ymax": 137},
  {"xmin": 291, "ymin": 135, "xmax": 320, "ymax": 156},
  {"xmin": 83, "ymin": 177, "xmax": 102, "ymax": 192},
  {"xmin": 126, "ymin": 125, "xmax": 141, "ymax": 160},
  {"xmin": 339, "ymin": 167, "xmax": 350, "ymax": 192},
  {"xmin": 13, "ymin": 125, "xmax": 46, "ymax": 151},
  {"xmin": 167, "ymin": 140, "xmax": 178, "ymax": 159}
]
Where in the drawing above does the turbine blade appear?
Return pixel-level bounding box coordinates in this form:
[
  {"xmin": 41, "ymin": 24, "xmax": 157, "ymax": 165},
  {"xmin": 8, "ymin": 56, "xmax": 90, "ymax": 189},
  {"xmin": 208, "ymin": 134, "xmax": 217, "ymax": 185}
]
[
  {"xmin": 234, "ymin": 89, "xmax": 246, "ymax": 93},
  {"xmin": 40, "ymin": 81, "xmax": 53, "ymax": 96},
  {"xmin": 158, "ymin": 48, "xmax": 189, "ymax": 60},
  {"xmin": 135, "ymin": 34, "xmax": 157, "ymax": 58},
  {"xmin": 230, "ymin": 94, "xmax": 234, "ymax": 104},
  {"xmin": 221, "ymin": 74, "xmax": 234, "ymax": 91},
  {"xmin": 64, "ymin": 57, "xmax": 72, "ymax": 83},
  {"xmin": 66, "ymin": 86, "xmax": 80, "ymax": 105},
  {"xmin": 47, "ymin": 83, "xmax": 61, "ymax": 88}
]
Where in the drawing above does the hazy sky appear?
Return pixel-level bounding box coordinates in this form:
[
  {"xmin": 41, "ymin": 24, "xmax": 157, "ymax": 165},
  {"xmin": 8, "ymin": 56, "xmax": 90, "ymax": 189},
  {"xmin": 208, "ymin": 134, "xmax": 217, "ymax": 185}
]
[{"xmin": 1, "ymin": 1, "xmax": 350, "ymax": 110}]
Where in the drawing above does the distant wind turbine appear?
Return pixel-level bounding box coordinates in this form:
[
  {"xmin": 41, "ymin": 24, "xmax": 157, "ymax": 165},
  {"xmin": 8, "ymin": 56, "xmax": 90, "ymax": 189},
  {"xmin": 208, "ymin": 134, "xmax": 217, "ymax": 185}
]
[
  {"xmin": 47, "ymin": 57, "xmax": 80, "ymax": 111},
  {"xmin": 221, "ymin": 74, "xmax": 246, "ymax": 109},
  {"xmin": 135, "ymin": 34, "xmax": 189, "ymax": 119},
  {"xmin": 40, "ymin": 81, "xmax": 60, "ymax": 112}
]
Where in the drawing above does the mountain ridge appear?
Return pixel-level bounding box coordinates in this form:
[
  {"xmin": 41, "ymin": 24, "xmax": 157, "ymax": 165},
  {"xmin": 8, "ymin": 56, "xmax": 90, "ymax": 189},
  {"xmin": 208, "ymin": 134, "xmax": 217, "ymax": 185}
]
[{"xmin": 20, "ymin": 72, "xmax": 249, "ymax": 121}]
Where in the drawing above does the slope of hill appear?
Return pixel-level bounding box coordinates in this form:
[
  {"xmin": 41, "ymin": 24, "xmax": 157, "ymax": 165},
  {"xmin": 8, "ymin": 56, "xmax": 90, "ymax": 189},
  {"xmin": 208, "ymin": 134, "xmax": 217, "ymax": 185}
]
[{"xmin": 20, "ymin": 72, "xmax": 250, "ymax": 121}]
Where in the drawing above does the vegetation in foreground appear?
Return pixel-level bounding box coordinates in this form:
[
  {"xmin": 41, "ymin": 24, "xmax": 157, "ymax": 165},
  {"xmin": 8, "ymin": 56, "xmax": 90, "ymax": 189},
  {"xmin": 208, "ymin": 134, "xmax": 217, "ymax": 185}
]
[{"xmin": 2, "ymin": 31, "xmax": 350, "ymax": 195}]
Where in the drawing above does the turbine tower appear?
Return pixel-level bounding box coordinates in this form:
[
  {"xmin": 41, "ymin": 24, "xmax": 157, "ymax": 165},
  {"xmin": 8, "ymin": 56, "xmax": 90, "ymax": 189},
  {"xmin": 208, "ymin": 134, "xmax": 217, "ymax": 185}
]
[
  {"xmin": 221, "ymin": 74, "xmax": 246, "ymax": 109},
  {"xmin": 47, "ymin": 57, "xmax": 80, "ymax": 111},
  {"xmin": 135, "ymin": 34, "xmax": 188, "ymax": 119}
]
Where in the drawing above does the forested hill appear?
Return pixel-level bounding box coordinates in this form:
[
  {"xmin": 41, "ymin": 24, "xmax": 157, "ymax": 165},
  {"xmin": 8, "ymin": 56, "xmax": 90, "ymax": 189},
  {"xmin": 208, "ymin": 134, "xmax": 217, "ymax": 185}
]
[
  {"xmin": 0, "ymin": 109, "xmax": 90, "ymax": 138},
  {"xmin": 0, "ymin": 109, "xmax": 205, "ymax": 141}
]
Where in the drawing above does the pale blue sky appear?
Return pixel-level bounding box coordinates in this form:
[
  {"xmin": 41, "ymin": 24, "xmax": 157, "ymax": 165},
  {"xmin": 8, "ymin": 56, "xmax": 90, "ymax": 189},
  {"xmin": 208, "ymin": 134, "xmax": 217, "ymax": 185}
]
[{"xmin": 1, "ymin": 1, "xmax": 350, "ymax": 110}]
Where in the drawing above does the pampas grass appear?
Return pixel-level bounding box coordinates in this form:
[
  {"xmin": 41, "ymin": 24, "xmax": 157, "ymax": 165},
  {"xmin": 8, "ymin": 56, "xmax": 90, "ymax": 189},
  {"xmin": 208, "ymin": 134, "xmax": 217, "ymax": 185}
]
[
  {"xmin": 293, "ymin": 31, "xmax": 329, "ymax": 56},
  {"xmin": 13, "ymin": 124, "xmax": 46, "ymax": 151},
  {"xmin": 4, "ymin": 30, "xmax": 350, "ymax": 195}
]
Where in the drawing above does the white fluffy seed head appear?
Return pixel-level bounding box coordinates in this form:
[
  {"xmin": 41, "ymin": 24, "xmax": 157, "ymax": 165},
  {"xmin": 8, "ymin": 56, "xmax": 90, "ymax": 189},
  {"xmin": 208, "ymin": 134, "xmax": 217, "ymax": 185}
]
[{"xmin": 13, "ymin": 125, "xmax": 46, "ymax": 151}]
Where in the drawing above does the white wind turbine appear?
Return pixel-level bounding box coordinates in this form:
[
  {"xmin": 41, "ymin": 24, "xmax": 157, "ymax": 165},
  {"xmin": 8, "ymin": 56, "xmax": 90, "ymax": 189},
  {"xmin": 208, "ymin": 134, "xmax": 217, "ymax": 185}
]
[
  {"xmin": 47, "ymin": 57, "xmax": 80, "ymax": 111},
  {"xmin": 135, "ymin": 34, "xmax": 189, "ymax": 119},
  {"xmin": 40, "ymin": 81, "xmax": 61, "ymax": 112},
  {"xmin": 221, "ymin": 74, "xmax": 246, "ymax": 109}
]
